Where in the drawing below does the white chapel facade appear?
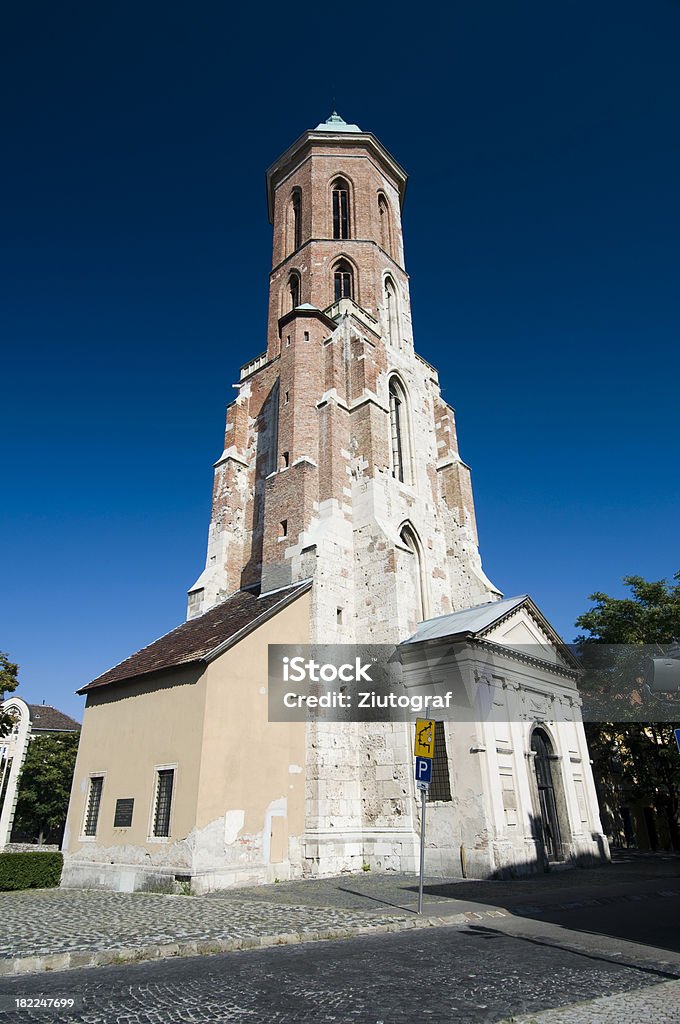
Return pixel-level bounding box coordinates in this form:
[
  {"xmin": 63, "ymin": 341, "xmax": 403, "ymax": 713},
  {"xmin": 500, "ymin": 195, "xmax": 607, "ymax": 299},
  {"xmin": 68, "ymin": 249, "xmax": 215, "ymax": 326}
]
[{"xmin": 62, "ymin": 115, "xmax": 607, "ymax": 892}]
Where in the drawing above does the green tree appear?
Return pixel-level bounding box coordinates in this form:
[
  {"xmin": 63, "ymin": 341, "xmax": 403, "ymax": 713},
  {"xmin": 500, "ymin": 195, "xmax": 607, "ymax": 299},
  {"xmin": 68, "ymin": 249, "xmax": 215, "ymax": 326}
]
[
  {"xmin": 575, "ymin": 573, "xmax": 680, "ymax": 645},
  {"xmin": 0, "ymin": 651, "xmax": 20, "ymax": 738},
  {"xmin": 575, "ymin": 573, "xmax": 680, "ymax": 851},
  {"xmin": 11, "ymin": 733, "xmax": 80, "ymax": 845}
]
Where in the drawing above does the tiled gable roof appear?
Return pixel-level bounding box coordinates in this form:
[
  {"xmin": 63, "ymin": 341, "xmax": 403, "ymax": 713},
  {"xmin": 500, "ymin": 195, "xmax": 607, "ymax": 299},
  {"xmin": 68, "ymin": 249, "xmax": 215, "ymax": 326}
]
[
  {"xmin": 27, "ymin": 705, "xmax": 80, "ymax": 732},
  {"xmin": 78, "ymin": 580, "xmax": 312, "ymax": 694}
]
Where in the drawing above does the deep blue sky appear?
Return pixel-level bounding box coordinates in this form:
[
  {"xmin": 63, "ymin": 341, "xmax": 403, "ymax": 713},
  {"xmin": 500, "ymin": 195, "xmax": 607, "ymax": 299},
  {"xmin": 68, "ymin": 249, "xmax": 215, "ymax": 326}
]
[{"xmin": 2, "ymin": 1, "xmax": 679, "ymax": 721}]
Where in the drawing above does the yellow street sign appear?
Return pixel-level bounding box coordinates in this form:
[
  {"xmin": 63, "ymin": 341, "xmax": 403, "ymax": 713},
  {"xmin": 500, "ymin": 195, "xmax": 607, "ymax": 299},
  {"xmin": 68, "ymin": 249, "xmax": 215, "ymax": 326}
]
[{"xmin": 414, "ymin": 719, "xmax": 435, "ymax": 758}]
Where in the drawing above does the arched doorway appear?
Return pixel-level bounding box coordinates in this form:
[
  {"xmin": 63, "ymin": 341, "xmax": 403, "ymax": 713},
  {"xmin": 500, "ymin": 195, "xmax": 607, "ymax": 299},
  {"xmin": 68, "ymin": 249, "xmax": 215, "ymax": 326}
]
[{"xmin": 530, "ymin": 728, "xmax": 563, "ymax": 862}]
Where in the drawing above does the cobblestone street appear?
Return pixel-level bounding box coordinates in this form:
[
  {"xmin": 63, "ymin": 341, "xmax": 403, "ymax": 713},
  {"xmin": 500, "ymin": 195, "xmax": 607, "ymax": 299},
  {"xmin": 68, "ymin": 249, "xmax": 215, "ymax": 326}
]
[
  {"xmin": 2, "ymin": 855, "xmax": 679, "ymax": 1021},
  {"xmin": 1, "ymin": 923, "xmax": 678, "ymax": 1024}
]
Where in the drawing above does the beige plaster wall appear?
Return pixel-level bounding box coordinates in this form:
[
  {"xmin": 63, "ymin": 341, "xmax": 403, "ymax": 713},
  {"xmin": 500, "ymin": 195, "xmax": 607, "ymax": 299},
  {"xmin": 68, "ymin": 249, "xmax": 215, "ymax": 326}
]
[
  {"xmin": 194, "ymin": 590, "xmax": 311, "ymax": 878},
  {"xmin": 63, "ymin": 663, "xmax": 205, "ymax": 859}
]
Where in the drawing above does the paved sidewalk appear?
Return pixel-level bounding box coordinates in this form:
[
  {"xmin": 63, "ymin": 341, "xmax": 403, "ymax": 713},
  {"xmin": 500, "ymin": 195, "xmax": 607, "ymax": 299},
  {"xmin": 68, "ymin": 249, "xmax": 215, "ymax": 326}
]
[
  {"xmin": 0, "ymin": 889, "xmax": 413, "ymax": 975},
  {"xmin": 501, "ymin": 978, "xmax": 680, "ymax": 1023}
]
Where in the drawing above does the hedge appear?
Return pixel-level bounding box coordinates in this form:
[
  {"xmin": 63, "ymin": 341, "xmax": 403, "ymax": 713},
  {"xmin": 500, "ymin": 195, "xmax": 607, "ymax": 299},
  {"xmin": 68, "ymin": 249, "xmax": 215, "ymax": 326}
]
[{"xmin": 0, "ymin": 851, "xmax": 63, "ymax": 891}]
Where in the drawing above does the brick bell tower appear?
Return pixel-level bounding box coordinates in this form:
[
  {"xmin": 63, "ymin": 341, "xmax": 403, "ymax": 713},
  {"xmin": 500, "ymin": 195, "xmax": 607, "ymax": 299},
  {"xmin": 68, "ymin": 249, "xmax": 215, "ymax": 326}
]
[{"xmin": 187, "ymin": 112, "xmax": 499, "ymax": 641}]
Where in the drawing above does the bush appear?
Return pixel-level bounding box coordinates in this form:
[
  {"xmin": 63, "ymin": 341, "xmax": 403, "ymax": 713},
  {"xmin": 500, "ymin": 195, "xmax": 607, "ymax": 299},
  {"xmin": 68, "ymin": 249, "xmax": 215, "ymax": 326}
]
[{"xmin": 0, "ymin": 851, "xmax": 63, "ymax": 891}]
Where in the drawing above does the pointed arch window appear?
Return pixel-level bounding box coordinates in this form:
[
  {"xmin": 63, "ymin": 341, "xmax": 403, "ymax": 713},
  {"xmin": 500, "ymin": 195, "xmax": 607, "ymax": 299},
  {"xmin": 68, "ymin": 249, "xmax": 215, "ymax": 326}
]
[
  {"xmin": 332, "ymin": 178, "xmax": 350, "ymax": 239},
  {"xmin": 378, "ymin": 193, "xmax": 391, "ymax": 255},
  {"xmin": 291, "ymin": 189, "xmax": 302, "ymax": 251},
  {"xmin": 385, "ymin": 276, "xmax": 399, "ymax": 347},
  {"xmin": 389, "ymin": 375, "xmax": 411, "ymax": 484},
  {"xmin": 333, "ymin": 259, "xmax": 354, "ymax": 302},
  {"xmin": 288, "ymin": 272, "xmax": 300, "ymax": 310},
  {"xmin": 400, "ymin": 522, "xmax": 428, "ymax": 623}
]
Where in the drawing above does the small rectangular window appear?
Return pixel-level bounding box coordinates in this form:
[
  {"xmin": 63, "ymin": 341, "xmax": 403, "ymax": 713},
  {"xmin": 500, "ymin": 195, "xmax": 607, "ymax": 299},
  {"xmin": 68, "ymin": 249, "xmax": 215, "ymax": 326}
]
[
  {"xmin": 84, "ymin": 776, "xmax": 104, "ymax": 836},
  {"xmin": 284, "ymin": 390, "xmax": 289, "ymax": 405},
  {"xmin": 303, "ymin": 331, "xmax": 309, "ymax": 342},
  {"xmin": 286, "ymin": 335, "xmax": 291, "ymax": 347},
  {"xmin": 336, "ymin": 608, "xmax": 344, "ymax": 625},
  {"xmin": 152, "ymin": 769, "xmax": 174, "ymax": 838},
  {"xmin": 280, "ymin": 519, "xmax": 288, "ymax": 538},
  {"xmin": 428, "ymin": 723, "xmax": 452, "ymax": 802}
]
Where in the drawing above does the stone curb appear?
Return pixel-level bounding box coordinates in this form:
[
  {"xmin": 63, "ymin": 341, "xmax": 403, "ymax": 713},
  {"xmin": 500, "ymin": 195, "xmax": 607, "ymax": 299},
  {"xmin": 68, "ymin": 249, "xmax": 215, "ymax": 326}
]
[{"xmin": 0, "ymin": 908, "xmax": 508, "ymax": 976}]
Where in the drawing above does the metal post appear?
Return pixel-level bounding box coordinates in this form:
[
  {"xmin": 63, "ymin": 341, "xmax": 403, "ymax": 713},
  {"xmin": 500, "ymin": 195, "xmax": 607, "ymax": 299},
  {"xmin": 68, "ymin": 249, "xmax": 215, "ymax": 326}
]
[{"xmin": 417, "ymin": 785, "xmax": 426, "ymax": 914}]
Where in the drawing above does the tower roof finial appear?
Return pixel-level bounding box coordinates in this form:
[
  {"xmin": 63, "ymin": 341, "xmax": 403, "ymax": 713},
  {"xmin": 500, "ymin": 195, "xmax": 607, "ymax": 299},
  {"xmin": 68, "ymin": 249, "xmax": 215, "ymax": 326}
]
[{"xmin": 314, "ymin": 111, "xmax": 362, "ymax": 133}]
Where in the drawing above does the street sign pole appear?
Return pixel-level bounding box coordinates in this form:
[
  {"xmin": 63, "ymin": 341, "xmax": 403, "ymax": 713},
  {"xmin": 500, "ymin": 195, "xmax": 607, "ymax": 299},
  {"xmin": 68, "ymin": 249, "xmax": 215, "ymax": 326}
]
[
  {"xmin": 418, "ymin": 784, "xmax": 426, "ymax": 914},
  {"xmin": 413, "ymin": 720, "xmax": 434, "ymax": 916}
]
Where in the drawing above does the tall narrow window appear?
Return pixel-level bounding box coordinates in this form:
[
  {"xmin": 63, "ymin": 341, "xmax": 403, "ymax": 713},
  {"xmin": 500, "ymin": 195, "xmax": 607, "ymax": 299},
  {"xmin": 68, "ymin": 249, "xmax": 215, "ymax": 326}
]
[
  {"xmin": 291, "ymin": 190, "xmax": 301, "ymax": 251},
  {"xmin": 400, "ymin": 523, "xmax": 427, "ymax": 622},
  {"xmin": 333, "ymin": 259, "xmax": 354, "ymax": 302},
  {"xmin": 378, "ymin": 194, "xmax": 391, "ymax": 255},
  {"xmin": 332, "ymin": 178, "xmax": 350, "ymax": 239},
  {"xmin": 83, "ymin": 776, "xmax": 104, "ymax": 836},
  {"xmin": 389, "ymin": 376, "xmax": 410, "ymax": 482},
  {"xmin": 428, "ymin": 722, "xmax": 452, "ymax": 802},
  {"xmin": 531, "ymin": 729, "xmax": 563, "ymax": 861},
  {"xmin": 385, "ymin": 276, "xmax": 399, "ymax": 347},
  {"xmin": 152, "ymin": 768, "xmax": 174, "ymax": 838},
  {"xmin": 0, "ymin": 757, "xmax": 14, "ymax": 817},
  {"xmin": 288, "ymin": 273, "xmax": 300, "ymax": 310}
]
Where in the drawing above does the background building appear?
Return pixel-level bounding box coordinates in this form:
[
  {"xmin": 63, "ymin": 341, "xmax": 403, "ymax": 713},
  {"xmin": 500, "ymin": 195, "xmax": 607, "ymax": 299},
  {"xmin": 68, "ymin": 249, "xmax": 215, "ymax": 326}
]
[{"xmin": 0, "ymin": 697, "xmax": 80, "ymax": 847}]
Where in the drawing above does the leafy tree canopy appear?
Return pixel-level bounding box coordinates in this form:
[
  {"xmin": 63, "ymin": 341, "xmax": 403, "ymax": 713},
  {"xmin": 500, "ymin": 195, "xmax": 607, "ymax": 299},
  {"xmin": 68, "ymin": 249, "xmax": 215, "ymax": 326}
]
[
  {"xmin": 11, "ymin": 733, "xmax": 80, "ymax": 846},
  {"xmin": 575, "ymin": 572, "xmax": 680, "ymax": 645},
  {"xmin": 0, "ymin": 651, "xmax": 20, "ymax": 738},
  {"xmin": 574, "ymin": 572, "xmax": 680, "ymax": 850}
]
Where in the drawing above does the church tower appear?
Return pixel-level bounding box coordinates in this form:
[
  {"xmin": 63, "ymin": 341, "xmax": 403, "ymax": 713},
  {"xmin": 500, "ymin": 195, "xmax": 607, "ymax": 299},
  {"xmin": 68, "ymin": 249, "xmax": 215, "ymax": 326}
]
[
  {"xmin": 188, "ymin": 113, "xmax": 499, "ymax": 640},
  {"xmin": 63, "ymin": 115, "xmax": 608, "ymax": 891}
]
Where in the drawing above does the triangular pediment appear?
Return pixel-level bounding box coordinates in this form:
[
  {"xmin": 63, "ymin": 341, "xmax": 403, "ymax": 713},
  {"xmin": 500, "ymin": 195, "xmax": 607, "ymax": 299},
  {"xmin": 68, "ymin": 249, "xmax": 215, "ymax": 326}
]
[
  {"xmin": 403, "ymin": 594, "xmax": 577, "ymax": 672},
  {"xmin": 482, "ymin": 601, "xmax": 575, "ymax": 671}
]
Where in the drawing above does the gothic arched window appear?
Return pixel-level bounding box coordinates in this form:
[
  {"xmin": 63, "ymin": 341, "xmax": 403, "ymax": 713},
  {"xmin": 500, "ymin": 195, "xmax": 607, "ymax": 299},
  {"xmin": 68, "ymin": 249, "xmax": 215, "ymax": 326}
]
[
  {"xmin": 378, "ymin": 193, "xmax": 391, "ymax": 255},
  {"xmin": 400, "ymin": 522, "xmax": 428, "ymax": 623},
  {"xmin": 333, "ymin": 259, "xmax": 354, "ymax": 302},
  {"xmin": 331, "ymin": 178, "xmax": 350, "ymax": 239},
  {"xmin": 388, "ymin": 375, "xmax": 411, "ymax": 483},
  {"xmin": 385, "ymin": 276, "xmax": 399, "ymax": 347},
  {"xmin": 288, "ymin": 272, "xmax": 300, "ymax": 310},
  {"xmin": 291, "ymin": 189, "xmax": 302, "ymax": 252},
  {"xmin": 531, "ymin": 727, "xmax": 563, "ymax": 862}
]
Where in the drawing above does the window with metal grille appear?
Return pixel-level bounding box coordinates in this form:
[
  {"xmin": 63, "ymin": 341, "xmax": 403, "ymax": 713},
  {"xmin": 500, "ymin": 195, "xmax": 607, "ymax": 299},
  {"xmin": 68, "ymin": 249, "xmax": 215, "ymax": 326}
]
[
  {"xmin": 332, "ymin": 179, "xmax": 350, "ymax": 239},
  {"xmin": 333, "ymin": 260, "xmax": 353, "ymax": 302},
  {"xmin": 428, "ymin": 722, "xmax": 452, "ymax": 802},
  {"xmin": 83, "ymin": 775, "xmax": 104, "ymax": 836},
  {"xmin": 153, "ymin": 769, "xmax": 174, "ymax": 837}
]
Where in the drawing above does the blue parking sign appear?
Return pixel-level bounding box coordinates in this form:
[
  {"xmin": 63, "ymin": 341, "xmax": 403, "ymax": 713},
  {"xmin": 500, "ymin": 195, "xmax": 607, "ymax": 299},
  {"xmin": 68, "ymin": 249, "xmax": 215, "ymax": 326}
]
[
  {"xmin": 415, "ymin": 756, "xmax": 432, "ymax": 783},
  {"xmin": 674, "ymin": 729, "xmax": 680, "ymax": 754}
]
